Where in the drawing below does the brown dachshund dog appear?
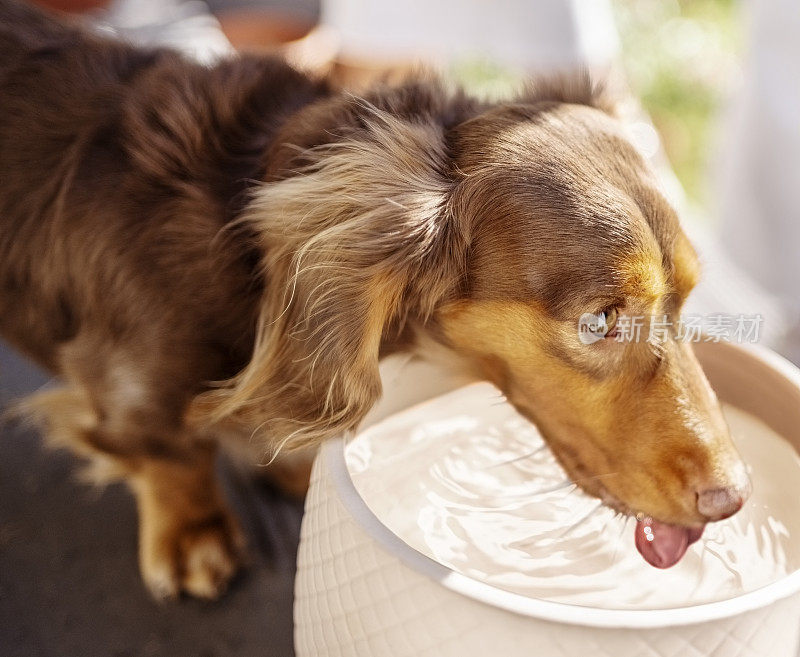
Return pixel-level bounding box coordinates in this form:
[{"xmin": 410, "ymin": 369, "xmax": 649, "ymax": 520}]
[{"xmin": 0, "ymin": 0, "xmax": 750, "ymax": 599}]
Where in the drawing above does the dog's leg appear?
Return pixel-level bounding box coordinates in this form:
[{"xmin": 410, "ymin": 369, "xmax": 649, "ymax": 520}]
[
  {"xmin": 17, "ymin": 327, "xmax": 248, "ymax": 600},
  {"xmin": 130, "ymin": 446, "xmax": 246, "ymax": 600}
]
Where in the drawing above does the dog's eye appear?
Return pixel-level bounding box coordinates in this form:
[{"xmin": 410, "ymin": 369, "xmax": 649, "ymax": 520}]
[
  {"xmin": 578, "ymin": 306, "xmax": 620, "ymax": 344},
  {"xmin": 600, "ymin": 306, "xmax": 618, "ymax": 338}
]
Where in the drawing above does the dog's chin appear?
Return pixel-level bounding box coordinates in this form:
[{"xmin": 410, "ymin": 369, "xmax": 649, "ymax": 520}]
[
  {"xmin": 545, "ymin": 445, "xmax": 708, "ymax": 569},
  {"xmin": 579, "ymin": 479, "xmax": 707, "ymax": 568},
  {"xmin": 487, "ymin": 357, "xmax": 712, "ymax": 570}
]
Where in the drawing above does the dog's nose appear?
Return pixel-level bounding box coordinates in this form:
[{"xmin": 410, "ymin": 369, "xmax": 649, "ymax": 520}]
[{"xmin": 696, "ymin": 484, "xmax": 749, "ymax": 521}]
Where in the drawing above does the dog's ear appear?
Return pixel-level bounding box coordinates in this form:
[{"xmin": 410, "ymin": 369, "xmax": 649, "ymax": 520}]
[{"xmin": 200, "ymin": 105, "xmax": 468, "ymax": 453}]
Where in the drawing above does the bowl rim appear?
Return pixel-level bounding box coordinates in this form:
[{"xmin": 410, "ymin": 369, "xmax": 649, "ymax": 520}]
[{"xmin": 324, "ymin": 342, "xmax": 800, "ymax": 629}]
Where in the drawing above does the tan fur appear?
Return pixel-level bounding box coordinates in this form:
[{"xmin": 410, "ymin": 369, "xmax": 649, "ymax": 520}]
[
  {"xmin": 438, "ymin": 300, "xmax": 747, "ymax": 525},
  {"xmin": 131, "ymin": 451, "xmax": 245, "ymax": 600}
]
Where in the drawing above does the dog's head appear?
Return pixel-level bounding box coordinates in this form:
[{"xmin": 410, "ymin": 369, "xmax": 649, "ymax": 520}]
[
  {"xmin": 438, "ymin": 98, "xmax": 750, "ymax": 529},
  {"xmin": 205, "ymin": 77, "xmax": 749, "ymax": 535}
]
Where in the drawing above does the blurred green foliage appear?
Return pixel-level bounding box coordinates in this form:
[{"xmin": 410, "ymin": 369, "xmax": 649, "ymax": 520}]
[
  {"xmin": 613, "ymin": 0, "xmax": 742, "ymax": 206},
  {"xmin": 451, "ymin": 1, "xmax": 742, "ymax": 209}
]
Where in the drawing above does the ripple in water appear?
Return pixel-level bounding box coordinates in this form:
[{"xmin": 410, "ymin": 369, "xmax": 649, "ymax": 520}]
[{"xmin": 346, "ymin": 382, "xmax": 800, "ymax": 609}]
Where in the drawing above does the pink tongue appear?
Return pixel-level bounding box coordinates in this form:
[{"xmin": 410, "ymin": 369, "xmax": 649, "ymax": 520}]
[{"xmin": 635, "ymin": 518, "xmax": 705, "ymax": 569}]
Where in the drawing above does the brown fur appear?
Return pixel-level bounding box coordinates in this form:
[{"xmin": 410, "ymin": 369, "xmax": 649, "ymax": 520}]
[{"xmin": 0, "ymin": 0, "xmax": 748, "ymax": 599}]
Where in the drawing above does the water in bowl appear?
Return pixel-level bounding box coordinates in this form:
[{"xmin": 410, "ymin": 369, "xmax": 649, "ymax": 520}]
[{"xmin": 346, "ymin": 382, "xmax": 800, "ymax": 610}]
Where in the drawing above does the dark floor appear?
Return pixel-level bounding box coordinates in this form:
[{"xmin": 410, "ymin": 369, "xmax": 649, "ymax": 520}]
[{"xmin": 0, "ymin": 341, "xmax": 303, "ymax": 657}]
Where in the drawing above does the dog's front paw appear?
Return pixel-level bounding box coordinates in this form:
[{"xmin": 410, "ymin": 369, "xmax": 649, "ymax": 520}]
[{"xmin": 139, "ymin": 511, "xmax": 246, "ymax": 601}]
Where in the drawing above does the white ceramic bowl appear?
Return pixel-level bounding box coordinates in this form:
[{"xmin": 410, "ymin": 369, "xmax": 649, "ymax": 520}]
[{"xmin": 294, "ymin": 342, "xmax": 800, "ymax": 657}]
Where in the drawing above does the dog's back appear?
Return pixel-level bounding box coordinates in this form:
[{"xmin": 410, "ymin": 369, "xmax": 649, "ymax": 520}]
[
  {"xmin": 0, "ymin": 0, "xmax": 324, "ymax": 372},
  {"xmin": 0, "ymin": 1, "xmax": 146, "ymax": 365},
  {"xmin": 0, "ymin": 0, "xmax": 75, "ymax": 58}
]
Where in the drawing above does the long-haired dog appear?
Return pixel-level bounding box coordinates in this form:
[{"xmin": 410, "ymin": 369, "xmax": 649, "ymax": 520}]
[{"xmin": 0, "ymin": 0, "xmax": 750, "ymax": 599}]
